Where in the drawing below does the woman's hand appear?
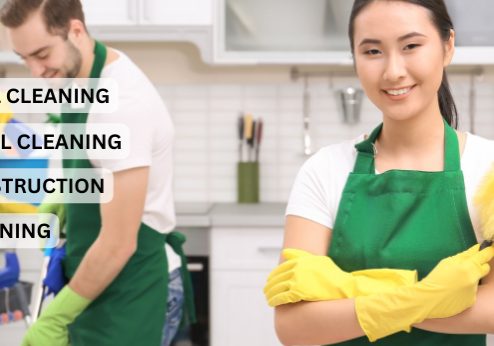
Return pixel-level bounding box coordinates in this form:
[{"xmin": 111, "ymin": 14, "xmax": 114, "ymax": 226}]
[
  {"xmin": 355, "ymin": 244, "xmax": 494, "ymax": 342},
  {"xmin": 264, "ymin": 248, "xmax": 417, "ymax": 307},
  {"xmin": 419, "ymin": 244, "xmax": 494, "ymax": 319}
]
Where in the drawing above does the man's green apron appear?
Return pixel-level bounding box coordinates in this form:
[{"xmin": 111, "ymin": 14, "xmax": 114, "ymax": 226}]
[
  {"xmin": 328, "ymin": 119, "xmax": 485, "ymax": 345},
  {"xmin": 60, "ymin": 41, "xmax": 196, "ymax": 346}
]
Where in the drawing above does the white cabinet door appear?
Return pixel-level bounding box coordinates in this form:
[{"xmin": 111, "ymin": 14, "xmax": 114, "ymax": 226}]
[
  {"xmin": 81, "ymin": 0, "xmax": 138, "ymax": 26},
  {"xmin": 211, "ymin": 227, "xmax": 284, "ymax": 270},
  {"xmin": 139, "ymin": 0, "xmax": 213, "ymax": 25},
  {"xmin": 211, "ymin": 271, "xmax": 283, "ymax": 346}
]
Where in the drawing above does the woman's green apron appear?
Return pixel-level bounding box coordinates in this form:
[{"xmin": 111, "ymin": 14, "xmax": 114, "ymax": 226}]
[
  {"xmin": 328, "ymin": 119, "xmax": 485, "ymax": 345},
  {"xmin": 60, "ymin": 41, "xmax": 195, "ymax": 346}
]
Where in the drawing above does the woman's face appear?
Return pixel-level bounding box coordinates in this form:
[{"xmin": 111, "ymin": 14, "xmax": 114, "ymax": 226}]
[{"xmin": 353, "ymin": 1, "xmax": 454, "ymax": 122}]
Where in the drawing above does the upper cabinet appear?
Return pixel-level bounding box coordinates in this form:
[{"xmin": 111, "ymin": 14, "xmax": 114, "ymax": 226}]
[
  {"xmin": 31, "ymin": 0, "xmax": 494, "ymax": 66},
  {"xmin": 81, "ymin": 0, "xmax": 213, "ymax": 63},
  {"xmin": 138, "ymin": 0, "xmax": 212, "ymax": 26},
  {"xmin": 216, "ymin": 0, "xmax": 353, "ymax": 64},
  {"xmin": 81, "ymin": 0, "xmax": 212, "ymax": 26},
  {"xmin": 81, "ymin": 0, "xmax": 138, "ymax": 26}
]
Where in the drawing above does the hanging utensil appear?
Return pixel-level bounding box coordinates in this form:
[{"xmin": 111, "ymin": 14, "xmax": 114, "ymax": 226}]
[{"xmin": 303, "ymin": 76, "xmax": 311, "ymax": 155}]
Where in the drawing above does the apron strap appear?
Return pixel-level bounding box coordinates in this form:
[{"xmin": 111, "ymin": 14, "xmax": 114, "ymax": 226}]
[
  {"xmin": 61, "ymin": 40, "xmax": 107, "ymax": 124},
  {"xmin": 353, "ymin": 123, "xmax": 382, "ymax": 174},
  {"xmin": 90, "ymin": 41, "xmax": 107, "ymax": 79},
  {"xmin": 353, "ymin": 118, "xmax": 460, "ymax": 174},
  {"xmin": 443, "ymin": 118, "xmax": 461, "ymax": 171},
  {"xmin": 166, "ymin": 232, "xmax": 197, "ymax": 324}
]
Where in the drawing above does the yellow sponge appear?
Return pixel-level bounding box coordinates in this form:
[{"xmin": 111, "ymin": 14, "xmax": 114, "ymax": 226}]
[{"xmin": 474, "ymin": 162, "xmax": 494, "ymax": 244}]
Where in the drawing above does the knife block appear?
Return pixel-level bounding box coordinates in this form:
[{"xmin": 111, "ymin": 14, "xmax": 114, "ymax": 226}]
[{"xmin": 237, "ymin": 162, "xmax": 259, "ymax": 204}]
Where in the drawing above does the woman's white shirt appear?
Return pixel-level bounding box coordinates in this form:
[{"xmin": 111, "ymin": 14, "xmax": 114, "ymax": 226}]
[{"xmin": 286, "ymin": 133, "xmax": 494, "ymax": 244}]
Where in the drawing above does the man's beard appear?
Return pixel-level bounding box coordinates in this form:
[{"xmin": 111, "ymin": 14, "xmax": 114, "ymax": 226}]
[{"xmin": 63, "ymin": 39, "xmax": 82, "ymax": 79}]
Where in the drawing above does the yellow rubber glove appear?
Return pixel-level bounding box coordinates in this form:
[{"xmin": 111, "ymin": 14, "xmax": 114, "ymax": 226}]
[
  {"xmin": 263, "ymin": 249, "xmax": 417, "ymax": 307},
  {"xmin": 356, "ymin": 244, "xmax": 494, "ymax": 342}
]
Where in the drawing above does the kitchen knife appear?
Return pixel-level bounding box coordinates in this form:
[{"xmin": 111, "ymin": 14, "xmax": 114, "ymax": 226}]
[
  {"xmin": 247, "ymin": 120, "xmax": 256, "ymax": 162},
  {"xmin": 255, "ymin": 119, "xmax": 263, "ymax": 162},
  {"xmin": 238, "ymin": 114, "xmax": 244, "ymax": 162},
  {"xmin": 244, "ymin": 114, "xmax": 253, "ymax": 161}
]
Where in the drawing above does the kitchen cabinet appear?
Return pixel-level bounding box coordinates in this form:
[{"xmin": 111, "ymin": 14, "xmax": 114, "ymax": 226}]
[
  {"xmin": 78, "ymin": 0, "xmax": 494, "ymax": 66},
  {"xmin": 215, "ymin": 0, "xmax": 354, "ymax": 65},
  {"xmin": 210, "ymin": 226, "xmax": 284, "ymax": 346},
  {"xmin": 138, "ymin": 0, "xmax": 212, "ymax": 26},
  {"xmin": 211, "ymin": 270, "xmax": 282, "ymax": 346},
  {"xmin": 215, "ymin": 0, "xmax": 494, "ymax": 65},
  {"xmin": 81, "ymin": 0, "xmax": 138, "ymax": 26},
  {"xmin": 81, "ymin": 0, "xmax": 213, "ymax": 63},
  {"xmin": 81, "ymin": 0, "xmax": 211, "ymax": 26}
]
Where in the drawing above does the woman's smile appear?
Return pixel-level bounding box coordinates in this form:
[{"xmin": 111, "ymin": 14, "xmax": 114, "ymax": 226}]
[{"xmin": 382, "ymin": 84, "xmax": 417, "ymax": 101}]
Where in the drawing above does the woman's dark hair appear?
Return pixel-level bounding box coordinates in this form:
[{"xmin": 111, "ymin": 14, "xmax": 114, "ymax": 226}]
[{"xmin": 349, "ymin": 0, "xmax": 458, "ymax": 129}]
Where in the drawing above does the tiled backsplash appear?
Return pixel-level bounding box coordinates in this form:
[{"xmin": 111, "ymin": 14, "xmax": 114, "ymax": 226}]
[
  {"xmin": 155, "ymin": 79, "xmax": 494, "ymax": 203},
  {"xmin": 16, "ymin": 79, "xmax": 494, "ymax": 204}
]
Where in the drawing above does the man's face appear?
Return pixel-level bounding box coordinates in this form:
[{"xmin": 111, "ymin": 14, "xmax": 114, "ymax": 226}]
[{"xmin": 8, "ymin": 9, "xmax": 81, "ymax": 79}]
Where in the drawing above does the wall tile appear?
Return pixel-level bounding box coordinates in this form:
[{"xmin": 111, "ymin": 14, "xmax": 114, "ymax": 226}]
[
  {"xmin": 244, "ymin": 85, "xmax": 278, "ymax": 98},
  {"xmin": 209, "ymin": 84, "xmax": 243, "ymax": 97},
  {"xmin": 173, "ymin": 112, "xmax": 207, "ymax": 124},
  {"xmin": 244, "ymin": 98, "xmax": 277, "ymax": 111},
  {"xmin": 210, "ymin": 98, "xmax": 243, "ymax": 111}
]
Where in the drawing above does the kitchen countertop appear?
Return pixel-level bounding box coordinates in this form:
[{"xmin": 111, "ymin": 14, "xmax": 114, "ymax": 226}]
[{"xmin": 175, "ymin": 202, "xmax": 286, "ymax": 228}]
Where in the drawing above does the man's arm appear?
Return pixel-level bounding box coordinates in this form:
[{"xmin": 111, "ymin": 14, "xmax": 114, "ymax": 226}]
[{"xmin": 68, "ymin": 166, "xmax": 149, "ymax": 300}]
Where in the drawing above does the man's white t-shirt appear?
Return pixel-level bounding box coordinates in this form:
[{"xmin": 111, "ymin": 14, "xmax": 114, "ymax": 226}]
[
  {"xmin": 87, "ymin": 49, "xmax": 181, "ymax": 272},
  {"xmin": 286, "ymin": 133, "xmax": 494, "ymax": 244}
]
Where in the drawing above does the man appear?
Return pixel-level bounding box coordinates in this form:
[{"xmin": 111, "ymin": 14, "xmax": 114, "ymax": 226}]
[{"xmin": 0, "ymin": 1, "xmax": 194, "ymax": 345}]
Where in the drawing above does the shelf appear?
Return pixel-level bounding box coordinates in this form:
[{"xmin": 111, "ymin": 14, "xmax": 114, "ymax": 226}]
[{"xmin": 214, "ymin": 47, "xmax": 494, "ymax": 66}]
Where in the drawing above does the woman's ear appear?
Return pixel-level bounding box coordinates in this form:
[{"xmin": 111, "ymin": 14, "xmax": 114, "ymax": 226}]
[{"xmin": 443, "ymin": 28, "xmax": 455, "ymax": 67}]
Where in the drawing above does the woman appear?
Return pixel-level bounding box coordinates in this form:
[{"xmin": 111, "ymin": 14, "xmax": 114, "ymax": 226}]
[{"xmin": 265, "ymin": 1, "xmax": 494, "ymax": 345}]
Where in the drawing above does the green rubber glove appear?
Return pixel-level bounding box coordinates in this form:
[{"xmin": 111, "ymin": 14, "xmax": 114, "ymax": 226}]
[
  {"xmin": 356, "ymin": 244, "xmax": 494, "ymax": 342},
  {"xmin": 21, "ymin": 286, "xmax": 91, "ymax": 346},
  {"xmin": 38, "ymin": 190, "xmax": 66, "ymax": 231},
  {"xmin": 263, "ymin": 249, "xmax": 417, "ymax": 307}
]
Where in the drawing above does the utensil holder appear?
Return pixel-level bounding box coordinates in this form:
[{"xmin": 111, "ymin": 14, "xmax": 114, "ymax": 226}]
[{"xmin": 237, "ymin": 162, "xmax": 259, "ymax": 204}]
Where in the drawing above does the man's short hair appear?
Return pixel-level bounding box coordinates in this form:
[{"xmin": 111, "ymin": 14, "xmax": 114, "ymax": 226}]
[{"xmin": 0, "ymin": 0, "xmax": 86, "ymax": 39}]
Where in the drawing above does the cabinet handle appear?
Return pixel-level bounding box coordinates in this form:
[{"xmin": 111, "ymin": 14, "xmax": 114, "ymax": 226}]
[
  {"xmin": 187, "ymin": 263, "xmax": 204, "ymax": 272},
  {"xmin": 258, "ymin": 247, "xmax": 282, "ymax": 253},
  {"xmin": 128, "ymin": 0, "xmax": 135, "ymax": 21}
]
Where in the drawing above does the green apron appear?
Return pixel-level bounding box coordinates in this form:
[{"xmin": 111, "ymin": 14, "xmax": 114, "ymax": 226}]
[
  {"xmin": 61, "ymin": 41, "xmax": 196, "ymax": 346},
  {"xmin": 328, "ymin": 119, "xmax": 485, "ymax": 345}
]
